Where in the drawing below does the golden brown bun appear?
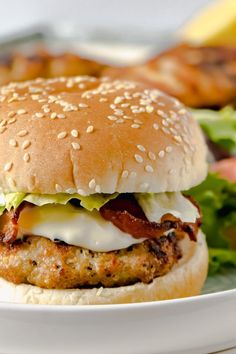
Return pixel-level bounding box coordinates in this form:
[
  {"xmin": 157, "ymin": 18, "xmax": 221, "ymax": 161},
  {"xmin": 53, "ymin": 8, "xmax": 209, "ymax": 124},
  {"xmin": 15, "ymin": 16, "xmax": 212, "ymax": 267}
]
[
  {"xmin": 0, "ymin": 76, "xmax": 207, "ymax": 195},
  {"xmin": 0, "ymin": 231, "xmax": 208, "ymax": 305}
]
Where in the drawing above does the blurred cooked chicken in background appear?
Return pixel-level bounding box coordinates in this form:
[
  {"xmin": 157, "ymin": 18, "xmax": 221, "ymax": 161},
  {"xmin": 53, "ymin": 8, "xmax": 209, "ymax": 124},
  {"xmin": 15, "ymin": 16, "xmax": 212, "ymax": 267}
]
[
  {"xmin": 104, "ymin": 44, "xmax": 236, "ymax": 108},
  {"xmin": 0, "ymin": 50, "xmax": 107, "ymax": 85}
]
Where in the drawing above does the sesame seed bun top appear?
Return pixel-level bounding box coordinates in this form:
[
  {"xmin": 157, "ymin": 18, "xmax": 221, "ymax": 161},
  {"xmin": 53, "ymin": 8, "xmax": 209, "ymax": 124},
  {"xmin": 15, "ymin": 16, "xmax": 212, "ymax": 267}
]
[{"xmin": 0, "ymin": 76, "xmax": 207, "ymax": 195}]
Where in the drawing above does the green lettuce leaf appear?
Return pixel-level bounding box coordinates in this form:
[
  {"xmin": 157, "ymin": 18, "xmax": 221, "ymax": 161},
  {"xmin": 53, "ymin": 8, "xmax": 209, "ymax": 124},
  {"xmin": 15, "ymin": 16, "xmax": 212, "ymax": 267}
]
[
  {"xmin": 192, "ymin": 106, "xmax": 236, "ymax": 154},
  {"xmin": 188, "ymin": 173, "xmax": 236, "ymax": 248},
  {"xmin": 0, "ymin": 192, "xmax": 118, "ymax": 214},
  {"xmin": 188, "ymin": 173, "xmax": 236, "ymax": 274},
  {"xmin": 4, "ymin": 192, "xmax": 26, "ymax": 211}
]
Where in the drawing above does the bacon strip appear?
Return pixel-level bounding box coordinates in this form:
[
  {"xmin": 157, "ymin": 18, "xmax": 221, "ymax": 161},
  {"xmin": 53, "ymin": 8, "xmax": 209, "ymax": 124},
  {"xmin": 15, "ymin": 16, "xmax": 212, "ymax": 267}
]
[
  {"xmin": 0, "ymin": 196, "xmax": 201, "ymax": 245},
  {"xmin": 0, "ymin": 202, "xmax": 32, "ymax": 244},
  {"xmin": 100, "ymin": 195, "xmax": 201, "ymax": 241}
]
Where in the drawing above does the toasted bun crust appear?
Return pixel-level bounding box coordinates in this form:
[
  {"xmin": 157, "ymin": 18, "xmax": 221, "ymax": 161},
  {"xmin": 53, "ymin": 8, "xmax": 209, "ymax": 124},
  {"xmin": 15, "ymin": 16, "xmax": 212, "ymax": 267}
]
[
  {"xmin": 0, "ymin": 76, "xmax": 207, "ymax": 195},
  {"xmin": 0, "ymin": 231, "xmax": 208, "ymax": 305}
]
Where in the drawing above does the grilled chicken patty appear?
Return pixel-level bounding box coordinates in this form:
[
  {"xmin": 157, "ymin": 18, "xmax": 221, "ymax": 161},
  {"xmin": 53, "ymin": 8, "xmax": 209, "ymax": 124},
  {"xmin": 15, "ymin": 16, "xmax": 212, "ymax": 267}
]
[{"xmin": 0, "ymin": 233, "xmax": 181, "ymax": 289}]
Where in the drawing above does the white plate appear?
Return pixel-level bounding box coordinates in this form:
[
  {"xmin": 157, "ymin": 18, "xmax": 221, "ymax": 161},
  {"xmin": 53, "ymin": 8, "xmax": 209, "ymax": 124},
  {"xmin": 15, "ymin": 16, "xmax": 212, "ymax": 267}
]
[{"xmin": 0, "ymin": 286, "xmax": 236, "ymax": 354}]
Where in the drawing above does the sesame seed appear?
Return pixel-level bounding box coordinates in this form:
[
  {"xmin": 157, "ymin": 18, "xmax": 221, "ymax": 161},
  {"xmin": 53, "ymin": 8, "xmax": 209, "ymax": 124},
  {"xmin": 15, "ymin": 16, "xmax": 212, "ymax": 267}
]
[
  {"xmin": 79, "ymin": 103, "xmax": 88, "ymax": 108},
  {"xmin": 89, "ymin": 179, "xmax": 96, "ymax": 189},
  {"xmin": 0, "ymin": 120, "xmax": 7, "ymax": 127},
  {"xmin": 71, "ymin": 142, "xmax": 81, "ymax": 150},
  {"xmin": 4, "ymin": 162, "xmax": 13, "ymax": 172},
  {"xmin": 22, "ymin": 140, "xmax": 31, "ymax": 150},
  {"xmin": 165, "ymin": 146, "xmax": 172, "ymax": 153},
  {"xmin": 50, "ymin": 112, "xmax": 57, "ymax": 119},
  {"xmin": 146, "ymin": 105, "xmax": 154, "ymax": 113},
  {"xmin": 170, "ymin": 127, "xmax": 178, "ymax": 135},
  {"xmin": 95, "ymin": 185, "xmax": 101, "ymax": 193},
  {"xmin": 66, "ymin": 82, "xmax": 74, "ymax": 88},
  {"xmin": 17, "ymin": 130, "xmax": 28, "ymax": 137},
  {"xmin": 96, "ymin": 287, "xmax": 103, "ymax": 297},
  {"xmin": 110, "ymin": 104, "xmax": 116, "ymax": 109},
  {"xmin": 157, "ymin": 110, "xmax": 167, "ymax": 118},
  {"xmin": 43, "ymin": 108, "xmax": 50, "ymax": 113},
  {"xmin": 153, "ymin": 123, "xmax": 159, "ymax": 130},
  {"xmin": 17, "ymin": 109, "xmax": 27, "ymax": 115},
  {"xmin": 170, "ymin": 110, "xmax": 177, "ymax": 119},
  {"xmin": 9, "ymin": 139, "xmax": 17, "ymax": 147},
  {"xmin": 116, "ymin": 118, "xmax": 124, "ymax": 123},
  {"xmin": 48, "ymin": 95, "xmax": 57, "ymax": 103},
  {"xmin": 179, "ymin": 109, "xmax": 187, "ymax": 115},
  {"xmin": 132, "ymin": 109, "xmax": 142, "ymax": 114},
  {"xmin": 55, "ymin": 184, "xmax": 62, "ymax": 192},
  {"xmin": 121, "ymin": 103, "xmax": 130, "ymax": 108},
  {"xmin": 31, "ymin": 94, "xmax": 40, "ymax": 100},
  {"xmin": 99, "ymin": 98, "xmax": 108, "ymax": 102},
  {"xmin": 77, "ymin": 188, "xmax": 86, "ymax": 196},
  {"xmin": 132, "ymin": 92, "xmax": 141, "ymax": 98},
  {"xmin": 86, "ymin": 125, "xmax": 94, "ymax": 133},
  {"xmin": 114, "ymin": 97, "xmax": 123, "ymax": 104},
  {"xmin": 23, "ymin": 153, "xmax": 30, "ymax": 162},
  {"xmin": 134, "ymin": 154, "xmax": 143, "ymax": 163},
  {"xmin": 58, "ymin": 114, "xmax": 66, "ymax": 119},
  {"xmin": 63, "ymin": 104, "xmax": 78, "ymax": 112},
  {"xmin": 131, "ymin": 124, "xmax": 140, "ymax": 129},
  {"xmin": 78, "ymin": 83, "xmax": 85, "ymax": 89},
  {"xmin": 0, "ymin": 127, "xmax": 6, "ymax": 134},
  {"xmin": 66, "ymin": 188, "xmax": 77, "ymax": 194},
  {"xmin": 122, "ymin": 170, "xmax": 129, "ymax": 178},
  {"xmin": 162, "ymin": 120, "xmax": 169, "ymax": 127},
  {"xmin": 57, "ymin": 131, "xmax": 67, "ymax": 140},
  {"xmin": 114, "ymin": 109, "xmax": 123, "ymax": 116},
  {"xmin": 71, "ymin": 129, "xmax": 79, "ymax": 138},
  {"xmin": 162, "ymin": 127, "xmax": 170, "ymax": 135},
  {"xmin": 107, "ymin": 115, "xmax": 117, "ymax": 121},
  {"xmin": 35, "ymin": 112, "xmax": 44, "ymax": 118},
  {"xmin": 137, "ymin": 144, "xmax": 146, "ymax": 152},
  {"xmin": 8, "ymin": 117, "xmax": 16, "ymax": 124},
  {"xmin": 8, "ymin": 111, "xmax": 16, "ymax": 118},
  {"xmin": 174, "ymin": 135, "xmax": 182, "ymax": 143},
  {"xmin": 8, "ymin": 97, "xmax": 17, "ymax": 103},
  {"xmin": 158, "ymin": 150, "xmax": 165, "ymax": 158},
  {"xmin": 148, "ymin": 151, "xmax": 156, "ymax": 160},
  {"xmin": 145, "ymin": 165, "xmax": 154, "ymax": 173},
  {"xmin": 134, "ymin": 119, "xmax": 143, "ymax": 124}
]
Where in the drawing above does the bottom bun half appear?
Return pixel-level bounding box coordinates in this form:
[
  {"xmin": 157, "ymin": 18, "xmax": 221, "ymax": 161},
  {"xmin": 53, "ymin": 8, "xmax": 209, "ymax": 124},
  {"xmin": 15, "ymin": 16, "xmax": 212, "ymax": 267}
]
[{"xmin": 0, "ymin": 231, "xmax": 208, "ymax": 305}]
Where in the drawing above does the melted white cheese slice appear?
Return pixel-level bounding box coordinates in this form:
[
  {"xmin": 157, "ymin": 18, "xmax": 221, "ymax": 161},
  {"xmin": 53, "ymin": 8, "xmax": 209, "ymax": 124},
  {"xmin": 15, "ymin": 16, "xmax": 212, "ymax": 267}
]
[
  {"xmin": 18, "ymin": 192, "xmax": 199, "ymax": 252},
  {"xmin": 18, "ymin": 204, "xmax": 144, "ymax": 252},
  {"xmin": 135, "ymin": 192, "xmax": 199, "ymax": 223}
]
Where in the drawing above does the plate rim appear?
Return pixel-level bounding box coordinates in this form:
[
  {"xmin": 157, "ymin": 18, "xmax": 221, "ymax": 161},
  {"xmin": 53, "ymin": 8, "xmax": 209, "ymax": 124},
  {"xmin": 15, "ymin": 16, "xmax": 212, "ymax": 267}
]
[{"xmin": 0, "ymin": 287, "xmax": 235, "ymax": 312}]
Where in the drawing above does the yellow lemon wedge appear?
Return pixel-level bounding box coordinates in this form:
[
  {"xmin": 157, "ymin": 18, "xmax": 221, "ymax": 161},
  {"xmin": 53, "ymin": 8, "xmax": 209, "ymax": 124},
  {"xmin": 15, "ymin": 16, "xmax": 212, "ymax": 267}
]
[{"xmin": 179, "ymin": 0, "xmax": 236, "ymax": 45}]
